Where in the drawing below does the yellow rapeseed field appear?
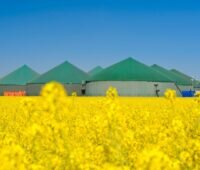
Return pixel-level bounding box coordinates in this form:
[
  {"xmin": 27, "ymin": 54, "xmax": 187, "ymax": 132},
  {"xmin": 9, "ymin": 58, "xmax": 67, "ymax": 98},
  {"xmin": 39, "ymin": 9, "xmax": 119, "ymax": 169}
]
[{"xmin": 0, "ymin": 82, "xmax": 200, "ymax": 170}]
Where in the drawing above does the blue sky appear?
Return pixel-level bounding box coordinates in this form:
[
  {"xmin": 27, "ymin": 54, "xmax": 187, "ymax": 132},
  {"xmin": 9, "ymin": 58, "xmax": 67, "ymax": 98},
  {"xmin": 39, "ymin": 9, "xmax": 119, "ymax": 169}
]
[{"xmin": 0, "ymin": 0, "xmax": 200, "ymax": 79}]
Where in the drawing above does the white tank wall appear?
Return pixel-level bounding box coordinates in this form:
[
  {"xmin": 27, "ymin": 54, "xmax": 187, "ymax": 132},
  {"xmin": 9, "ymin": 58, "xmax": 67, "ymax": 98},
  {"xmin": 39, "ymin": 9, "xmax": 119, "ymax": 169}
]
[
  {"xmin": 26, "ymin": 84, "xmax": 83, "ymax": 96},
  {"xmin": 86, "ymin": 81, "xmax": 182, "ymax": 96}
]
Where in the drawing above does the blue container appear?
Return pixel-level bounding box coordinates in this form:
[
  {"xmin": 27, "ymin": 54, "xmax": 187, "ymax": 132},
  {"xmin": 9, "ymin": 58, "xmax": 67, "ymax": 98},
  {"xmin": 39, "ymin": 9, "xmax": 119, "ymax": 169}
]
[{"xmin": 181, "ymin": 90, "xmax": 195, "ymax": 97}]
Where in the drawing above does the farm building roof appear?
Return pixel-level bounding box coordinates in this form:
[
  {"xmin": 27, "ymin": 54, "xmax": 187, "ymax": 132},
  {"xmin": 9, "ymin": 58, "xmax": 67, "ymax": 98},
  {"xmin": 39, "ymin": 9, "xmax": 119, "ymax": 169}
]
[
  {"xmin": 89, "ymin": 57, "xmax": 173, "ymax": 82},
  {"xmin": 88, "ymin": 66, "xmax": 103, "ymax": 76},
  {"xmin": 170, "ymin": 69, "xmax": 193, "ymax": 80},
  {"xmin": 29, "ymin": 61, "xmax": 89, "ymax": 84},
  {"xmin": 170, "ymin": 69, "xmax": 200, "ymax": 87},
  {"xmin": 0, "ymin": 65, "xmax": 39, "ymax": 85},
  {"xmin": 151, "ymin": 65, "xmax": 192, "ymax": 86},
  {"xmin": 170, "ymin": 69, "xmax": 200, "ymax": 88}
]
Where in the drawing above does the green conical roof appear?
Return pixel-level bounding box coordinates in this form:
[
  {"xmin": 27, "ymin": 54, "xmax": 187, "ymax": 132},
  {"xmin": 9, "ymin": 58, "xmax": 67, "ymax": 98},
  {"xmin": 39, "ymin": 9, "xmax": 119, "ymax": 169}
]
[
  {"xmin": 30, "ymin": 61, "xmax": 89, "ymax": 84},
  {"xmin": 151, "ymin": 65, "xmax": 192, "ymax": 86},
  {"xmin": 170, "ymin": 69, "xmax": 193, "ymax": 79},
  {"xmin": 89, "ymin": 57, "xmax": 173, "ymax": 82},
  {"xmin": 0, "ymin": 65, "xmax": 39, "ymax": 85},
  {"xmin": 170, "ymin": 69, "xmax": 200, "ymax": 87},
  {"xmin": 88, "ymin": 66, "xmax": 103, "ymax": 76}
]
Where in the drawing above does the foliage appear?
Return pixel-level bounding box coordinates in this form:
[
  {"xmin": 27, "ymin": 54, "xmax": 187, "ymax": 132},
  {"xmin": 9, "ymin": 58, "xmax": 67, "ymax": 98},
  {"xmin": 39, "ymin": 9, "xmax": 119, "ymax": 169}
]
[{"xmin": 0, "ymin": 82, "xmax": 200, "ymax": 169}]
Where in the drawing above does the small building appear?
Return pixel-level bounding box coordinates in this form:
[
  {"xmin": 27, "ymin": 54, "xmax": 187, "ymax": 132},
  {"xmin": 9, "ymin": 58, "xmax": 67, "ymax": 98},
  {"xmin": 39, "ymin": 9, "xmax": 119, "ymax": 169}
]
[
  {"xmin": 86, "ymin": 57, "xmax": 179, "ymax": 96},
  {"xmin": 0, "ymin": 65, "xmax": 39, "ymax": 96},
  {"xmin": 194, "ymin": 83, "xmax": 200, "ymax": 91},
  {"xmin": 27, "ymin": 61, "xmax": 89, "ymax": 96}
]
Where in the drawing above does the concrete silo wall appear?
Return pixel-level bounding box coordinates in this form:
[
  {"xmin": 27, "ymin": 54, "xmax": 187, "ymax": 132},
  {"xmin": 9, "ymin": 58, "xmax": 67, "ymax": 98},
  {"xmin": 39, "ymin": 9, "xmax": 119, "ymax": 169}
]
[
  {"xmin": 86, "ymin": 81, "xmax": 181, "ymax": 96},
  {"xmin": 26, "ymin": 83, "xmax": 83, "ymax": 96},
  {"xmin": 0, "ymin": 85, "xmax": 27, "ymax": 95}
]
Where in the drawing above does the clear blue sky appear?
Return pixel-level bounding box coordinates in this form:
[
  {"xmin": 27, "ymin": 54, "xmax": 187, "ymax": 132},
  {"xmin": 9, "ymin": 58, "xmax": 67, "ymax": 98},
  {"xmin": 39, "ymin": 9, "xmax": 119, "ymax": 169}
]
[{"xmin": 0, "ymin": 0, "xmax": 200, "ymax": 79}]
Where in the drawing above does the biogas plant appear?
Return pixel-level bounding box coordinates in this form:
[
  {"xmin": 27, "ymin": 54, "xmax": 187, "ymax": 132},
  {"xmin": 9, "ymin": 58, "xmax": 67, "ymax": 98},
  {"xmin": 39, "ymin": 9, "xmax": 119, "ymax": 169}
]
[{"xmin": 0, "ymin": 57, "xmax": 199, "ymax": 97}]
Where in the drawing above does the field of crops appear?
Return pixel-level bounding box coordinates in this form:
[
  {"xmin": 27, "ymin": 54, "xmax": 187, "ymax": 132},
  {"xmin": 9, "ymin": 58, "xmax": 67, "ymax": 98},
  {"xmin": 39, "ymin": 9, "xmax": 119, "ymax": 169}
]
[{"xmin": 0, "ymin": 82, "xmax": 200, "ymax": 170}]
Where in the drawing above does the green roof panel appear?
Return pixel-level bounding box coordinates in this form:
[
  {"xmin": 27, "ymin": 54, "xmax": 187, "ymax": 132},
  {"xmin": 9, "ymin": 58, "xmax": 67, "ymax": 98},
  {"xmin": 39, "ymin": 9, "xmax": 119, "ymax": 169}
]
[
  {"xmin": 170, "ymin": 69, "xmax": 192, "ymax": 79},
  {"xmin": 89, "ymin": 57, "xmax": 173, "ymax": 82},
  {"xmin": 30, "ymin": 61, "xmax": 89, "ymax": 84},
  {"xmin": 151, "ymin": 65, "xmax": 192, "ymax": 86},
  {"xmin": 0, "ymin": 65, "xmax": 39, "ymax": 85},
  {"xmin": 88, "ymin": 66, "xmax": 103, "ymax": 76},
  {"xmin": 170, "ymin": 69, "xmax": 200, "ymax": 87}
]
